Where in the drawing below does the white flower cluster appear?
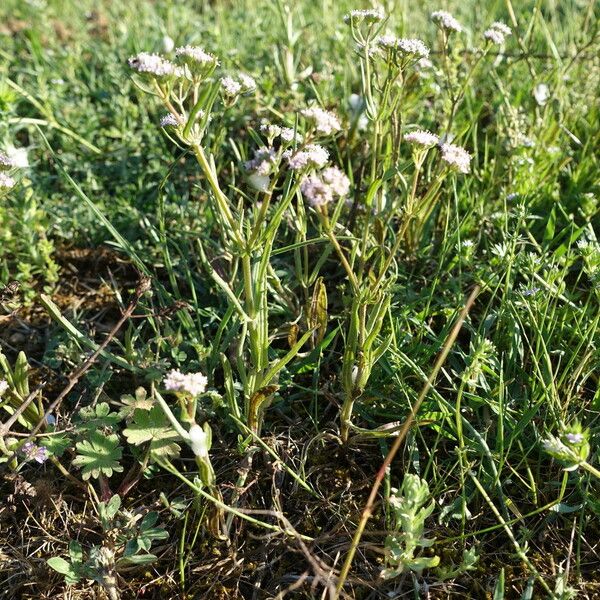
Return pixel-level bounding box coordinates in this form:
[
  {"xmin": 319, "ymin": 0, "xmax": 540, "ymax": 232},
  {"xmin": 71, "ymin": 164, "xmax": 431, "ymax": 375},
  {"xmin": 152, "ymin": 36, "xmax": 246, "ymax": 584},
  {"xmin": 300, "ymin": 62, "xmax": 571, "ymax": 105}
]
[
  {"xmin": 175, "ymin": 45, "xmax": 218, "ymax": 65},
  {"xmin": 377, "ymin": 36, "xmax": 430, "ymax": 58},
  {"xmin": 404, "ymin": 129, "xmax": 439, "ymax": 147},
  {"xmin": 163, "ymin": 369, "xmax": 208, "ymax": 396},
  {"xmin": 440, "ymin": 142, "xmax": 472, "ymax": 173},
  {"xmin": 0, "ymin": 173, "xmax": 15, "ymax": 189},
  {"xmin": 431, "ymin": 10, "xmax": 462, "ymax": 32},
  {"xmin": 128, "ymin": 52, "xmax": 182, "ymax": 77},
  {"xmin": 0, "ymin": 379, "xmax": 8, "ymax": 397},
  {"xmin": 283, "ymin": 144, "xmax": 329, "ymax": 170},
  {"xmin": 301, "ymin": 166, "xmax": 350, "ymax": 208},
  {"xmin": 221, "ymin": 73, "xmax": 256, "ymax": 96},
  {"xmin": 160, "ymin": 113, "xmax": 179, "ymax": 127},
  {"xmin": 343, "ymin": 9, "xmax": 385, "ymax": 25},
  {"xmin": 483, "ymin": 21, "xmax": 511, "ymax": 45},
  {"xmin": 244, "ymin": 147, "xmax": 277, "ymax": 175},
  {"xmin": 301, "ymin": 107, "xmax": 341, "ymax": 135}
]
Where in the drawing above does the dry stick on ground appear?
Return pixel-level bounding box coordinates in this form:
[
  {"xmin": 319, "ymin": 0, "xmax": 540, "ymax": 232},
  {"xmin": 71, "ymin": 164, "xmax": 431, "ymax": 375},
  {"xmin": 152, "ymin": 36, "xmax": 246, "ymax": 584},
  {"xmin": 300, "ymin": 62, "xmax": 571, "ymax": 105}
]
[
  {"xmin": 3, "ymin": 276, "xmax": 151, "ymax": 464},
  {"xmin": 335, "ymin": 285, "xmax": 480, "ymax": 595}
]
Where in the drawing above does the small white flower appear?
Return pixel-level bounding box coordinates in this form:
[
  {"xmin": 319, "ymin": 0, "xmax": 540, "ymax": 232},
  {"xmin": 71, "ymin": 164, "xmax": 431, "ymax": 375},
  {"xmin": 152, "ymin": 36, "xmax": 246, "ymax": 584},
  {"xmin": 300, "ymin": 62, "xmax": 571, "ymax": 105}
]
[
  {"xmin": 565, "ymin": 433, "xmax": 584, "ymax": 445},
  {"xmin": 163, "ymin": 369, "xmax": 208, "ymax": 396},
  {"xmin": 221, "ymin": 76, "xmax": 242, "ymax": 96},
  {"xmin": 0, "ymin": 379, "xmax": 8, "ymax": 397},
  {"xmin": 542, "ymin": 436, "xmax": 568, "ymax": 455},
  {"xmin": 533, "ymin": 83, "xmax": 550, "ymax": 106},
  {"xmin": 160, "ymin": 113, "xmax": 179, "ymax": 127},
  {"xmin": 0, "ymin": 173, "xmax": 16, "ymax": 189},
  {"xmin": 162, "ymin": 35, "xmax": 175, "ymax": 53},
  {"xmin": 404, "ymin": 129, "xmax": 439, "ymax": 148},
  {"xmin": 343, "ymin": 9, "xmax": 385, "ymax": 25},
  {"xmin": 128, "ymin": 52, "xmax": 181, "ymax": 77},
  {"xmin": 431, "ymin": 10, "xmax": 462, "ymax": 32},
  {"xmin": 301, "ymin": 107, "xmax": 341, "ymax": 135},
  {"xmin": 175, "ymin": 45, "xmax": 218, "ymax": 65},
  {"xmin": 188, "ymin": 424, "xmax": 209, "ymax": 459},
  {"xmin": 440, "ymin": 143, "xmax": 471, "ymax": 173}
]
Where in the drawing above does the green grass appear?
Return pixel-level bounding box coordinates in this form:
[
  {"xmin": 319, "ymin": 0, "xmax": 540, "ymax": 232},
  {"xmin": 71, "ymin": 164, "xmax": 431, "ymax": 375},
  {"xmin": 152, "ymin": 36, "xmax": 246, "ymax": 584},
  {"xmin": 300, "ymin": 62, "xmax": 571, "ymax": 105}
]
[{"xmin": 0, "ymin": 0, "xmax": 599, "ymax": 598}]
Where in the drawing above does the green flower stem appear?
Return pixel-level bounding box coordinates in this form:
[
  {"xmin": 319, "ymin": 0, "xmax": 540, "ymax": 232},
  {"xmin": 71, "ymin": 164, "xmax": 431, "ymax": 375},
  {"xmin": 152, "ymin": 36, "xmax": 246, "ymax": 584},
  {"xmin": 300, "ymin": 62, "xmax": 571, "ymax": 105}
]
[{"xmin": 158, "ymin": 458, "xmax": 314, "ymax": 541}]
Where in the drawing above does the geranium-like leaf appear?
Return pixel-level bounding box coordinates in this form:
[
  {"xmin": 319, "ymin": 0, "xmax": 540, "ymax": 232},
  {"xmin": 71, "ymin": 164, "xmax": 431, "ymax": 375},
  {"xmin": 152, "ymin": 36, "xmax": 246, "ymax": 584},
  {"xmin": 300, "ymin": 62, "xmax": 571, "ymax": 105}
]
[
  {"xmin": 119, "ymin": 387, "xmax": 154, "ymax": 419},
  {"xmin": 123, "ymin": 405, "xmax": 181, "ymax": 458},
  {"xmin": 76, "ymin": 402, "xmax": 121, "ymax": 432},
  {"xmin": 73, "ymin": 431, "xmax": 123, "ymax": 480}
]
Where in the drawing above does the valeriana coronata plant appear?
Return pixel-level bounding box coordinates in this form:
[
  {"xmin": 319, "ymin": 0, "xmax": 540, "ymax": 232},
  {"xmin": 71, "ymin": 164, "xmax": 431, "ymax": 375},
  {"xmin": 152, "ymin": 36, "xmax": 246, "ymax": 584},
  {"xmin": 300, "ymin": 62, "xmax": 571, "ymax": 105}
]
[{"xmin": 128, "ymin": 51, "xmax": 320, "ymax": 440}]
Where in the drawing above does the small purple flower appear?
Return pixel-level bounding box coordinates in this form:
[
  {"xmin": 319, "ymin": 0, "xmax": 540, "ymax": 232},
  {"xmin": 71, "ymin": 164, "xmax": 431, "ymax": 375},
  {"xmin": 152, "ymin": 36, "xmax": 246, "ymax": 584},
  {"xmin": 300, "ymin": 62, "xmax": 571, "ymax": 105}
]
[
  {"xmin": 522, "ymin": 287, "xmax": 540, "ymax": 297},
  {"xmin": 565, "ymin": 433, "xmax": 584, "ymax": 445},
  {"xmin": 21, "ymin": 441, "xmax": 49, "ymax": 463}
]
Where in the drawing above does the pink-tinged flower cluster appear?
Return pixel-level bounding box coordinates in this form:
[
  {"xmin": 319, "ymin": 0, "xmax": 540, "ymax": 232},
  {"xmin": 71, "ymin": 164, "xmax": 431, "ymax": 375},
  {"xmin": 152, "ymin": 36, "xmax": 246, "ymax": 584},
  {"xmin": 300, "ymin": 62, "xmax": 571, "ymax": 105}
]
[
  {"xmin": 301, "ymin": 176, "xmax": 332, "ymax": 208},
  {"xmin": 404, "ymin": 129, "xmax": 439, "ymax": 147},
  {"xmin": 221, "ymin": 74, "xmax": 256, "ymax": 96},
  {"xmin": 244, "ymin": 147, "xmax": 277, "ymax": 176},
  {"xmin": 221, "ymin": 76, "xmax": 241, "ymax": 96},
  {"xmin": 484, "ymin": 21, "xmax": 511, "ymax": 45},
  {"xmin": 301, "ymin": 166, "xmax": 351, "ymax": 208},
  {"xmin": 301, "ymin": 107, "xmax": 341, "ymax": 135},
  {"xmin": 321, "ymin": 166, "xmax": 351, "ymax": 197},
  {"xmin": 284, "ymin": 144, "xmax": 329, "ymax": 170},
  {"xmin": 128, "ymin": 52, "xmax": 182, "ymax": 77},
  {"xmin": 163, "ymin": 369, "xmax": 208, "ymax": 396},
  {"xmin": 431, "ymin": 10, "xmax": 462, "ymax": 32},
  {"xmin": 440, "ymin": 143, "xmax": 472, "ymax": 173},
  {"xmin": 377, "ymin": 36, "xmax": 430, "ymax": 58},
  {"xmin": 260, "ymin": 121, "xmax": 301, "ymax": 144}
]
